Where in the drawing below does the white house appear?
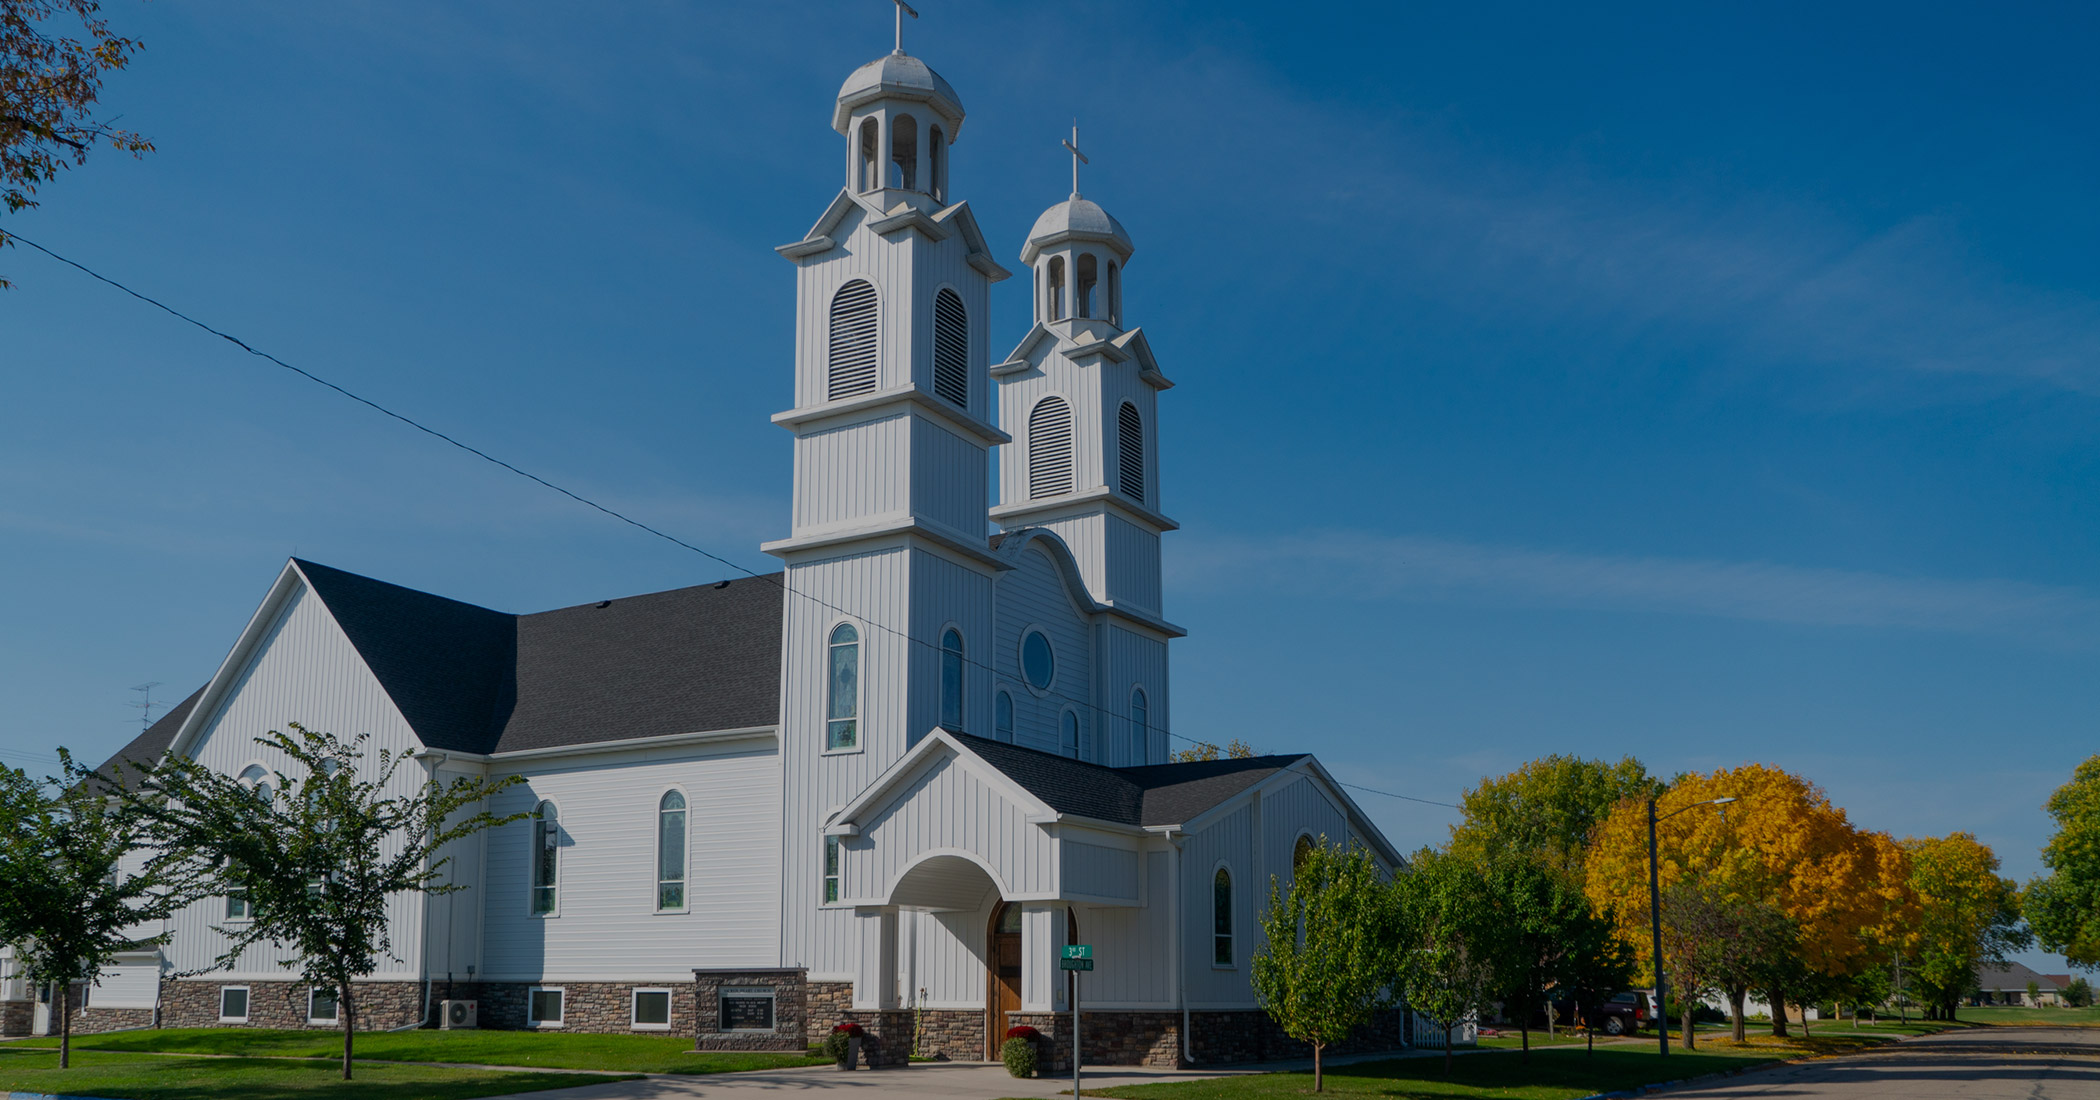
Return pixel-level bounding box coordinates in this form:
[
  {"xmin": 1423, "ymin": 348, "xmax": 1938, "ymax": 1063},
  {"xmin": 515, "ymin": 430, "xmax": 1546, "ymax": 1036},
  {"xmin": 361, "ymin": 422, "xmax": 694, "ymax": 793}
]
[{"xmin": 8, "ymin": 37, "xmax": 1409, "ymax": 1067}]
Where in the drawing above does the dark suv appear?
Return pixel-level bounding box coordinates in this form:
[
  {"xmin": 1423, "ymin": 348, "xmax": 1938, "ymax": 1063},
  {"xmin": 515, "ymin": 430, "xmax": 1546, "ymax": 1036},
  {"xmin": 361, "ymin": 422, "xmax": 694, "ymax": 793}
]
[{"xmin": 1538, "ymin": 990, "xmax": 1650, "ymax": 1034}]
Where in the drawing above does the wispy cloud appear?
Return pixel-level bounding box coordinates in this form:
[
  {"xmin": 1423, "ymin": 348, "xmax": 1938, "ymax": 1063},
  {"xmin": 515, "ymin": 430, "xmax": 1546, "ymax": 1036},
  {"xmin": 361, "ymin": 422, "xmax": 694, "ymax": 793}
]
[{"xmin": 1174, "ymin": 532, "xmax": 2100, "ymax": 643}]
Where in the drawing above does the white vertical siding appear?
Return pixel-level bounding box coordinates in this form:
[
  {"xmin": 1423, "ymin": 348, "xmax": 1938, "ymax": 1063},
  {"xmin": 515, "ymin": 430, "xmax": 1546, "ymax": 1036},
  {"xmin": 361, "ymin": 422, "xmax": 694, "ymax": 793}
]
[
  {"xmin": 165, "ymin": 583, "xmax": 427, "ymax": 980},
  {"xmin": 1070, "ymin": 850, "xmax": 1172, "ymax": 1008},
  {"xmin": 904, "ymin": 901, "xmax": 994, "ymax": 1009},
  {"xmin": 480, "ymin": 740, "xmax": 780, "ymax": 981},
  {"xmin": 792, "ymin": 413, "xmax": 910, "ymax": 533},
  {"xmin": 1104, "ymin": 626, "xmax": 1169, "ymax": 766},
  {"xmin": 1179, "ymin": 804, "xmax": 1258, "ymax": 1009},
  {"xmin": 906, "ymin": 551, "xmax": 995, "ymax": 744},
  {"xmin": 1104, "ymin": 516, "xmax": 1162, "ymax": 612},
  {"xmin": 909, "ymin": 416, "xmax": 989, "ymax": 538},
  {"xmin": 845, "ymin": 748, "xmax": 1056, "ymax": 902},
  {"xmin": 1063, "ymin": 840, "xmax": 1139, "ymax": 901}
]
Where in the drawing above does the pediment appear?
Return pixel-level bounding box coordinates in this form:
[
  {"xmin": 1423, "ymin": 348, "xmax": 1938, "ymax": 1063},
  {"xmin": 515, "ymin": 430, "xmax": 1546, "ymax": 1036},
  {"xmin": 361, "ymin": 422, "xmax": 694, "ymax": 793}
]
[{"xmin": 828, "ymin": 729, "xmax": 1053, "ymax": 835}]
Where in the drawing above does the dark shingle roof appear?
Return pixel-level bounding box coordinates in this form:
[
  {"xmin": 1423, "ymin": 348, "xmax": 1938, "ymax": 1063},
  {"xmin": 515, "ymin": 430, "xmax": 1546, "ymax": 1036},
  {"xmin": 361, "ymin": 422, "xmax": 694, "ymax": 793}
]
[
  {"xmin": 88, "ymin": 685, "xmax": 205, "ymax": 790},
  {"xmin": 291, "ymin": 560, "xmax": 782, "ymax": 755},
  {"xmin": 951, "ymin": 733, "xmax": 1307, "ymax": 827}
]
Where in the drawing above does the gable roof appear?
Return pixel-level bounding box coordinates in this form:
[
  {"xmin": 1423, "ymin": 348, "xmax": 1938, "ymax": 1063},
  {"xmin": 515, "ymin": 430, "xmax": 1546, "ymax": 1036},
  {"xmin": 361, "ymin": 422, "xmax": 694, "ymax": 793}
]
[
  {"xmin": 163, "ymin": 560, "xmax": 785, "ymax": 759},
  {"xmin": 87, "ymin": 685, "xmax": 205, "ymax": 790},
  {"xmin": 1974, "ymin": 961, "xmax": 2065, "ymax": 991},
  {"xmin": 950, "ymin": 733, "xmax": 1307, "ymax": 828}
]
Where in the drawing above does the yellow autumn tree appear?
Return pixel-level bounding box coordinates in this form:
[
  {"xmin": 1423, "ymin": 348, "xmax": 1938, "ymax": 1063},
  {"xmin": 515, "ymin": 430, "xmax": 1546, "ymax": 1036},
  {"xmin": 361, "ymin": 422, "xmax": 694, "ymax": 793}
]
[{"xmin": 1585, "ymin": 764, "xmax": 1913, "ymax": 1037}]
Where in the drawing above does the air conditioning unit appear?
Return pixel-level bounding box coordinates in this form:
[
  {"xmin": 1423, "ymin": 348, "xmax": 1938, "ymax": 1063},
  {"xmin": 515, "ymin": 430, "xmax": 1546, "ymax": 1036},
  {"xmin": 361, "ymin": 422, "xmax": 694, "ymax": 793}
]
[{"xmin": 440, "ymin": 1000, "xmax": 478, "ymax": 1030}]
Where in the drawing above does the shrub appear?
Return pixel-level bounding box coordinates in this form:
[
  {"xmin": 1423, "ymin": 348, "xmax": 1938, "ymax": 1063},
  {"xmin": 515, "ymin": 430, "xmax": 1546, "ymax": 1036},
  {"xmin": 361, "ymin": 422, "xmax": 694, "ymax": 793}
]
[
  {"xmin": 823, "ymin": 1022, "xmax": 864, "ymax": 1062},
  {"xmin": 1002, "ymin": 1035, "xmax": 1038, "ymax": 1077}
]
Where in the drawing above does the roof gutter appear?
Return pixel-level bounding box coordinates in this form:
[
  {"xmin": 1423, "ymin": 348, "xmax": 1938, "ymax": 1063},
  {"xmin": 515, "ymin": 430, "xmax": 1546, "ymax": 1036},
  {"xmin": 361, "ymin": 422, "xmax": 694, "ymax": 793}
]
[{"xmin": 434, "ymin": 725, "xmax": 777, "ymax": 765}]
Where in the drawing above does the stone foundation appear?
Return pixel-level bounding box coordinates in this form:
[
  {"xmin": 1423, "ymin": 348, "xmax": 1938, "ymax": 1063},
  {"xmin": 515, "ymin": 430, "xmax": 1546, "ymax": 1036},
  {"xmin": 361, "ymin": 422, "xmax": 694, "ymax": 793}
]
[
  {"xmin": 70, "ymin": 1006, "xmax": 155, "ymax": 1035},
  {"xmin": 913, "ymin": 1007, "xmax": 987, "ymax": 1061},
  {"xmin": 158, "ymin": 979, "xmax": 425, "ymax": 1030},
  {"xmin": 435, "ymin": 981, "xmax": 707, "ymax": 1034},
  {"xmin": 0, "ymin": 999, "xmax": 29, "ymax": 1037},
  {"xmin": 691, "ymin": 969, "xmax": 807, "ymax": 1052}
]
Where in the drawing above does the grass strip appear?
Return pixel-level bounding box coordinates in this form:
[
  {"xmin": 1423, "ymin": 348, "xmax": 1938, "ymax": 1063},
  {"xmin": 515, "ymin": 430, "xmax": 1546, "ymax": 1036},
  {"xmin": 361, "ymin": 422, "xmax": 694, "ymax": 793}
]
[
  {"xmin": 13, "ymin": 1027, "xmax": 829, "ymax": 1075},
  {"xmin": 0, "ymin": 1046, "xmax": 636, "ymax": 1100}
]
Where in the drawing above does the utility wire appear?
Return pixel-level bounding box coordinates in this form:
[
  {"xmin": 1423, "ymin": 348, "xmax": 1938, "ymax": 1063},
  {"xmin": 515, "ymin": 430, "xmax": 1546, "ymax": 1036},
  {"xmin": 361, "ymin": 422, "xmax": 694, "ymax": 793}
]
[{"xmin": 16, "ymin": 233, "xmax": 1467, "ymax": 814}]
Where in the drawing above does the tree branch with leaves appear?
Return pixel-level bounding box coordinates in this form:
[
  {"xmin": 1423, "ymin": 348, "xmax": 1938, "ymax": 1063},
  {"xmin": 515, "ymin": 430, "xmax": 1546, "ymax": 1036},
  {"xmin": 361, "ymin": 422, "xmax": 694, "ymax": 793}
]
[
  {"xmin": 121, "ymin": 723, "xmax": 522, "ymax": 1079},
  {"xmin": 1249, "ymin": 837, "xmax": 1400, "ymax": 1093}
]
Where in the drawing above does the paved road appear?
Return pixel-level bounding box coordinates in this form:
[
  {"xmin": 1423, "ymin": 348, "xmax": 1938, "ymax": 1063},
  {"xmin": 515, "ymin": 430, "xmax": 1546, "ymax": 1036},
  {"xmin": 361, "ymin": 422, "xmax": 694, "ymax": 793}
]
[{"xmin": 1673, "ymin": 1027, "xmax": 2100, "ymax": 1100}]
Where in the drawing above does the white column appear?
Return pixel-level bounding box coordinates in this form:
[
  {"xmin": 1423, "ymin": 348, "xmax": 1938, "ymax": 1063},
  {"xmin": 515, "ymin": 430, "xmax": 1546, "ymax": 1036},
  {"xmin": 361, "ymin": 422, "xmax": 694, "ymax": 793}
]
[
  {"xmin": 852, "ymin": 906, "xmax": 899, "ymax": 1010},
  {"xmin": 1020, "ymin": 902, "xmax": 1071, "ymax": 1012}
]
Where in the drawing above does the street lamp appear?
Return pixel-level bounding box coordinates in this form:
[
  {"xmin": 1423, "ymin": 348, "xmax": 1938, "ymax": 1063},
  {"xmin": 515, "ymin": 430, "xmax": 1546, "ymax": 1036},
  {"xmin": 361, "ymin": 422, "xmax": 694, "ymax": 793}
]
[{"xmin": 1648, "ymin": 795, "xmax": 1735, "ymax": 1057}]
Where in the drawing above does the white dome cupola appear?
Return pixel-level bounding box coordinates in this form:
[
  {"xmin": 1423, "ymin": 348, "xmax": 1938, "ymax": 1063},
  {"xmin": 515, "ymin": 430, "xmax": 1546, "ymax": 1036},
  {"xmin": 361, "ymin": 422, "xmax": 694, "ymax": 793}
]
[
  {"xmin": 1022, "ymin": 130, "xmax": 1133, "ymax": 331},
  {"xmin": 834, "ymin": 49, "xmax": 965, "ymax": 204}
]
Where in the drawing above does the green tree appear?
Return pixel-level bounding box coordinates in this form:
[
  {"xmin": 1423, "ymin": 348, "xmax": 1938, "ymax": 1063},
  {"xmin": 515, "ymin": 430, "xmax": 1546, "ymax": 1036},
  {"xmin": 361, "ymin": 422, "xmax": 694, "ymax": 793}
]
[
  {"xmin": 1, "ymin": 0, "xmax": 153, "ymax": 287},
  {"xmin": 2026, "ymin": 756, "xmax": 2100, "ymax": 970},
  {"xmin": 1172, "ymin": 739, "xmax": 1256, "ymax": 763},
  {"xmin": 1449, "ymin": 755, "xmax": 1660, "ymax": 874},
  {"xmin": 0, "ymin": 751, "xmax": 191, "ymax": 1068},
  {"xmin": 1249, "ymin": 837, "xmax": 1399, "ymax": 1093},
  {"xmin": 1901, "ymin": 832, "xmax": 2029, "ymax": 1021},
  {"xmin": 124, "ymin": 723, "xmax": 522, "ymax": 1079},
  {"xmin": 2066, "ymin": 976, "xmax": 2092, "ymax": 1008},
  {"xmin": 1476, "ymin": 851, "xmax": 1628, "ymax": 1059},
  {"xmin": 1394, "ymin": 848, "xmax": 1497, "ymax": 1075}
]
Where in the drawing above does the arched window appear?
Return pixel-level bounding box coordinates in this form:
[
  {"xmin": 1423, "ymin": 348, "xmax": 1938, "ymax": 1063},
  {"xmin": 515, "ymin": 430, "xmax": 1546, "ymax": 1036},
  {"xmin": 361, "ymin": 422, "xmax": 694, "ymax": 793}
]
[
  {"xmin": 1107, "ymin": 261, "xmax": 1121, "ymax": 326},
  {"xmin": 1294, "ymin": 835, "xmax": 1316, "ymax": 874},
  {"xmin": 932, "ymin": 288, "xmax": 968, "ymax": 408},
  {"xmin": 858, "ymin": 118, "xmax": 879, "ymax": 192},
  {"xmin": 929, "ymin": 125, "xmax": 947, "ymax": 201},
  {"xmin": 890, "ymin": 113, "xmax": 917, "ymax": 189},
  {"xmin": 1028, "ymin": 397, "xmax": 1074, "ymax": 499},
  {"xmin": 237, "ymin": 764, "xmax": 273, "ymax": 805},
  {"xmin": 531, "ymin": 801, "xmax": 559, "ymax": 915},
  {"xmin": 1060, "ymin": 710, "xmax": 1081, "ymax": 759},
  {"xmin": 828, "ymin": 623, "xmax": 860, "ymax": 750},
  {"xmin": 1129, "ymin": 688, "xmax": 1149, "ymax": 764},
  {"xmin": 995, "ymin": 690, "xmax": 1014, "ymax": 742},
  {"xmin": 656, "ymin": 791, "xmax": 686, "ymax": 911},
  {"xmin": 1213, "ymin": 868, "xmax": 1234, "ymax": 965},
  {"xmin": 1076, "ymin": 254, "xmax": 1098, "ymax": 318},
  {"xmin": 940, "ymin": 628, "xmax": 965, "ymax": 732},
  {"xmin": 1046, "ymin": 256, "xmax": 1066, "ymax": 321},
  {"xmin": 828, "ymin": 280, "xmax": 879, "ymax": 399},
  {"xmin": 1117, "ymin": 402, "xmax": 1144, "ymax": 501}
]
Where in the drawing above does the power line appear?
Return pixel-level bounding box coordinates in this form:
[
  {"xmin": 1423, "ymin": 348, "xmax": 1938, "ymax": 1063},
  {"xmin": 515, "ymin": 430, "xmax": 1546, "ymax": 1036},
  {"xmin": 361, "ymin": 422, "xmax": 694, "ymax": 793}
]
[{"xmin": 16, "ymin": 233, "xmax": 1469, "ymax": 813}]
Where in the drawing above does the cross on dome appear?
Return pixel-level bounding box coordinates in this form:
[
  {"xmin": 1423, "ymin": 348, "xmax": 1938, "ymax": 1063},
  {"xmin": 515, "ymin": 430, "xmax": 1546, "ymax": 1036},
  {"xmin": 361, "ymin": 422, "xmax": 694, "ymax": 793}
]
[
  {"xmin": 1062, "ymin": 123, "xmax": 1088, "ymax": 200},
  {"xmin": 890, "ymin": 0, "xmax": 919, "ymax": 55}
]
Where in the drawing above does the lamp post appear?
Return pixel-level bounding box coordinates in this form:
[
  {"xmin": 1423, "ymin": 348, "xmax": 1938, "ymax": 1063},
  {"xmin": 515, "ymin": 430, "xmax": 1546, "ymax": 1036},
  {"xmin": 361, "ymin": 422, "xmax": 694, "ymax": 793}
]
[{"xmin": 1648, "ymin": 795, "xmax": 1735, "ymax": 1057}]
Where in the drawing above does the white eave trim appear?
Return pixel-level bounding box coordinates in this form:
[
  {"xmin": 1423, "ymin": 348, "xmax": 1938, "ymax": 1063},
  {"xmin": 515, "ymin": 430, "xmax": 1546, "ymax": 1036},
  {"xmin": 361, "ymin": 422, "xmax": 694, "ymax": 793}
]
[
  {"xmin": 990, "ymin": 485, "xmax": 1180, "ymax": 533},
  {"xmin": 772, "ymin": 384, "xmax": 1011, "ymax": 446},
  {"xmin": 442, "ymin": 725, "xmax": 779, "ymax": 765},
  {"xmin": 762, "ymin": 516, "xmax": 1009, "ymax": 570}
]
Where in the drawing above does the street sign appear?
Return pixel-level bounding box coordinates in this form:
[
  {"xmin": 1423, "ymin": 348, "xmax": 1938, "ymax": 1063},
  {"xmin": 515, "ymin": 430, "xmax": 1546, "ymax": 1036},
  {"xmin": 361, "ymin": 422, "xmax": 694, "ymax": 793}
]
[
  {"xmin": 1062, "ymin": 944, "xmax": 1092, "ymax": 959},
  {"xmin": 1058, "ymin": 957, "xmax": 1095, "ymax": 971}
]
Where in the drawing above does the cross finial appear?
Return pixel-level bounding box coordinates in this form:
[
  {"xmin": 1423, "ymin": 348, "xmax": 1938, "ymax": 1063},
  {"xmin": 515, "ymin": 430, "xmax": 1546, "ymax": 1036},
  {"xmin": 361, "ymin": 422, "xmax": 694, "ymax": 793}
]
[
  {"xmin": 890, "ymin": 0, "xmax": 918, "ymax": 54},
  {"xmin": 1062, "ymin": 122, "xmax": 1088, "ymax": 200}
]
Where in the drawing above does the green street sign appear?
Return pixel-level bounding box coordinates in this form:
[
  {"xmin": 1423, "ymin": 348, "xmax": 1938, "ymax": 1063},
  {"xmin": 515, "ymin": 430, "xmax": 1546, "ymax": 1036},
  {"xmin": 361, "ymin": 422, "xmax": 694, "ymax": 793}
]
[
  {"xmin": 1058, "ymin": 957, "xmax": 1095, "ymax": 971},
  {"xmin": 1062, "ymin": 944, "xmax": 1093, "ymax": 959}
]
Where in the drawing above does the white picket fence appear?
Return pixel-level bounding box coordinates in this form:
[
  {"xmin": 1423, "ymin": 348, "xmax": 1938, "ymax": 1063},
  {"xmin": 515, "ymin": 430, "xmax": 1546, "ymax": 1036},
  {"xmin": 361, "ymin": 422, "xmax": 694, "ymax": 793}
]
[{"xmin": 1408, "ymin": 1011, "xmax": 1478, "ymax": 1048}]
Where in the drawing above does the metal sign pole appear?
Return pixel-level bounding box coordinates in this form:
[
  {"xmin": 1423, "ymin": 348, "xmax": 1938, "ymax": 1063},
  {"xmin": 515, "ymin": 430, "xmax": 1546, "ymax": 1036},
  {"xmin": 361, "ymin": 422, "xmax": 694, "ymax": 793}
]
[{"xmin": 1072, "ymin": 967, "xmax": 1081, "ymax": 1097}]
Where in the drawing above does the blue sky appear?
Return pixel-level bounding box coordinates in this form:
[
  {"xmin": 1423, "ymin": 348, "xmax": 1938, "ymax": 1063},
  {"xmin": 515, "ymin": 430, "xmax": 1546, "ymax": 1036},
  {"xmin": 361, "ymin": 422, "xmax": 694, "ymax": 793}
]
[{"xmin": 4, "ymin": 2, "xmax": 2094, "ymax": 973}]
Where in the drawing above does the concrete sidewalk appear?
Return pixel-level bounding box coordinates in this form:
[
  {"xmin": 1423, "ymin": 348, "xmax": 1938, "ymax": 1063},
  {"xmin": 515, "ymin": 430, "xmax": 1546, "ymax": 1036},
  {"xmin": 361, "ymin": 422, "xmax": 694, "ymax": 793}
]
[{"xmin": 506, "ymin": 1049, "xmax": 1428, "ymax": 1099}]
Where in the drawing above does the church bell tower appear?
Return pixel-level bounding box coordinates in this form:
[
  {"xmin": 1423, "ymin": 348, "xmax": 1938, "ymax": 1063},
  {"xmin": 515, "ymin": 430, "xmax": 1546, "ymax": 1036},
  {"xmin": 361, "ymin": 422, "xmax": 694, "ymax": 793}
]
[{"xmin": 765, "ymin": 27, "xmax": 1012, "ymax": 983}]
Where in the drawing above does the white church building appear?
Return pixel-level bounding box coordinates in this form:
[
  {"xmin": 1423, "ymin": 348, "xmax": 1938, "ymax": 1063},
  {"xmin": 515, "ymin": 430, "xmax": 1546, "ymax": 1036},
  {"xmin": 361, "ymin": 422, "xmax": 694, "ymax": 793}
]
[{"xmin": 20, "ymin": 35, "xmax": 1408, "ymax": 1068}]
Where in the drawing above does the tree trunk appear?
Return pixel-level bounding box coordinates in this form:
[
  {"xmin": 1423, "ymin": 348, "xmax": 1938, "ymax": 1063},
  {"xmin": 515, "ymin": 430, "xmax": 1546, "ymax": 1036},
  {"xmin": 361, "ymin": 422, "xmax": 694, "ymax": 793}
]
[
  {"xmin": 1766, "ymin": 986, "xmax": 1789, "ymax": 1038},
  {"xmin": 1800, "ymin": 1002, "xmax": 1812, "ymax": 1037},
  {"xmin": 1945, "ymin": 998, "xmax": 1958, "ymax": 1023},
  {"xmin": 1521, "ymin": 1014, "xmax": 1530, "ymax": 1061},
  {"xmin": 1728, "ymin": 987, "xmax": 1747, "ymax": 1043},
  {"xmin": 1443, "ymin": 1024, "xmax": 1454, "ymax": 1075},
  {"xmin": 58, "ymin": 983, "xmax": 72, "ymax": 1070},
  {"xmin": 1313, "ymin": 1040, "xmax": 1325, "ymax": 1093},
  {"xmin": 1681, "ymin": 1000, "xmax": 1696, "ymax": 1050},
  {"xmin": 1582, "ymin": 1000, "xmax": 1593, "ymax": 1054},
  {"xmin": 341, "ymin": 986, "xmax": 356, "ymax": 1080}
]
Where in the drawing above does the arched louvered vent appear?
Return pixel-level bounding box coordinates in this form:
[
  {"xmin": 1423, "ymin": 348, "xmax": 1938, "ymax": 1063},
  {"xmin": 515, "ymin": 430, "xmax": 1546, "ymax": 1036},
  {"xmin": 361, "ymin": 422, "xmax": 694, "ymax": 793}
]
[
  {"xmin": 933, "ymin": 288, "xmax": 968, "ymax": 408},
  {"xmin": 1117, "ymin": 402, "xmax": 1144, "ymax": 501},
  {"xmin": 1028, "ymin": 397, "xmax": 1074, "ymax": 500},
  {"xmin": 827, "ymin": 280, "xmax": 879, "ymax": 399}
]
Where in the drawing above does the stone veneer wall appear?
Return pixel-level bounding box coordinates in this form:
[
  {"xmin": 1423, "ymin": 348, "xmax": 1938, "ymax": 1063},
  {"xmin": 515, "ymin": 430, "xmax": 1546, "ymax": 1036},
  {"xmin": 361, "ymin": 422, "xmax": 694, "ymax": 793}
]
[
  {"xmin": 913, "ymin": 1007, "xmax": 986, "ymax": 1061},
  {"xmin": 691, "ymin": 969, "xmax": 807, "ymax": 1052},
  {"xmin": 801, "ymin": 981, "xmax": 913, "ymax": 1067},
  {"xmin": 159, "ymin": 979, "xmax": 425, "ymax": 1030},
  {"xmin": 0, "ymin": 999, "xmax": 30, "ymax": 1037},
  {"xmin": 439, "ymin": 981, "xmax": 701, "ymax": 1033}
]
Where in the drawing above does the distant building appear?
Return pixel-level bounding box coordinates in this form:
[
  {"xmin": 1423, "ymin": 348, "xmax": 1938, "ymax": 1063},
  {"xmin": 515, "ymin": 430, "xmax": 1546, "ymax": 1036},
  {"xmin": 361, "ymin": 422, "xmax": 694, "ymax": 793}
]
[{"xmin": 1970, "ymin": 963, "xmax": 2068, "ymax": 1007}]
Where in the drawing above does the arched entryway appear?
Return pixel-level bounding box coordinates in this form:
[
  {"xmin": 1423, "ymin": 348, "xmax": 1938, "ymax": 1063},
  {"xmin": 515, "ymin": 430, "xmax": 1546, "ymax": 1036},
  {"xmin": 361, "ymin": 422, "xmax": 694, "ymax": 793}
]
[{"xmin": 985, "ymin": 903, "xmax": 1077, "ymax": 1060}]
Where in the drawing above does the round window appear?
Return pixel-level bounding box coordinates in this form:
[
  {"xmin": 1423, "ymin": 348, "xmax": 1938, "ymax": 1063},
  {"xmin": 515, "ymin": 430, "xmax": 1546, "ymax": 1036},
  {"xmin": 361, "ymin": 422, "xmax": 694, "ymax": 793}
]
[{"xmin": 1021, "ymin": 630, "xmax": 1055, "ymax": 691}]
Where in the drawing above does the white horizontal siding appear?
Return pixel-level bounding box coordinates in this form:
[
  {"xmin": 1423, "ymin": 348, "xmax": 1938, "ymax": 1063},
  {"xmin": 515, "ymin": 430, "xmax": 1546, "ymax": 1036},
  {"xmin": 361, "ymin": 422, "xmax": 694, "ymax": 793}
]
[
  {"xmin": 87, "ymin": 960, "xmax": 161, "ymax": 1009},
  {"xmin": 481, "ymin": 741, "xmax": 780, "ymax": 981}
]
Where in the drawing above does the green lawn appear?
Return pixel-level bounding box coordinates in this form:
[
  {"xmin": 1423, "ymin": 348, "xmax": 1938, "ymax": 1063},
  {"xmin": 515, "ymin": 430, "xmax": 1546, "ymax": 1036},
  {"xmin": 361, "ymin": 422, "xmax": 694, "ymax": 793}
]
[
  {"xmin": 1956, "ymin": 1005, "xmax": 2100, "ymax": 1028},
  {"xmin": 1080, "ymin": 1031, "xmax": 1919, "ymax": 1100},
  {"xmin": 16, "ymin": 1027, "xmax": 830, "ymax": 1075},
  {"xmin": 0, "ymin": 1046, "xmax": 634, "ymax": 1100}
]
